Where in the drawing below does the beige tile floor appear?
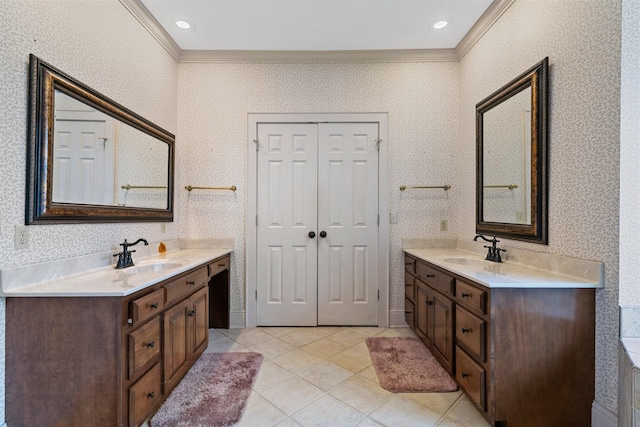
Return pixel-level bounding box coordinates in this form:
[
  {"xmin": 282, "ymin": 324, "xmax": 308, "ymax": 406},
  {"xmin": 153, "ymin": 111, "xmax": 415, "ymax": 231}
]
[{"xmin": 202, "ymin": 326, "xmax": 491, "ymax": 427}]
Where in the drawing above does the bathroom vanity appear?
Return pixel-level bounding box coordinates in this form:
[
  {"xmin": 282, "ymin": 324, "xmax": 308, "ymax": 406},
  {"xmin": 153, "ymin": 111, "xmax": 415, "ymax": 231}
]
[
  {"xmin": 404, "ymin": 247, "xmax": 602, "ymax": 427},
  {"xmin": 3, "ymin": 248, "xmax": 231, "ymax": 427}
]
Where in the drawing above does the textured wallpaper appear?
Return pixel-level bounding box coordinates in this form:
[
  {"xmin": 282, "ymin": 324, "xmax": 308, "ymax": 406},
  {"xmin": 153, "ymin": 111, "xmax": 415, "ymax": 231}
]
[
  {"xmin": 0, "ymin": 1, "xmax": 179, "ymax": 425},
  {"xmin": 458, "ymin": 0, "xmax": 622, "ymax": 414},
  {"xmin": 176, "ymin": 62, "xmax": 461, "ymax": 317}
]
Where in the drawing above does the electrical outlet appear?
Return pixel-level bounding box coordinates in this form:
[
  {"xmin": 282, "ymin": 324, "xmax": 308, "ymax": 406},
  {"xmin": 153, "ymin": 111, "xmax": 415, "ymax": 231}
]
[
  {"xmin": 15, "ymin": 225, "xmax": 29, "ymax": 249},
  {"xmin": 390, "ymin": 212, "xmax": 397, "ymax": 224},
  {"xmin": 440, "ymin": 219, "xmax": 448, "ymax": 232}
]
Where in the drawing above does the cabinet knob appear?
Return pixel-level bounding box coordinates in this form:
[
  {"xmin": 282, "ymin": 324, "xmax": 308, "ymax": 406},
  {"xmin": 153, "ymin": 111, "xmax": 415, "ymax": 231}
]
[
  {"xmin": 150, "ymin": 303, "xmax": 158, "ymax": 309},
  {"xmin": 146, "ymin": 341, "xmax": 155, "ymax": 348},
  {"xmin": 461, "ymin": 293, "xmax": 471, "ymax": 298},
  {"xmin": 461, "ymin": 328, "xmax": 472, "ymax": 334},
  {"xmin": 319, "ymin": 231, "xmax": 327, "ymax": 238},
  {"xmin": 147, "ymin": 392, "xmax": 155, "ymax": 399},
  {"xmin": 308, "ymin": 231, "xmax": 316, "ymax": 238}
]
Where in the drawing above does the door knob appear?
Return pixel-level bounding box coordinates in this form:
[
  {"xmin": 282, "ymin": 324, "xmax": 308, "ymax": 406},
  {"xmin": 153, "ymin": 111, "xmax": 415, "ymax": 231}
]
[
  {"xmin": 308, "ymin": 231, "xmax": 316, "ymax": 238},
  {"xmin": 319, "ymin": 231, "xmax": 327, "ymax": 238}
]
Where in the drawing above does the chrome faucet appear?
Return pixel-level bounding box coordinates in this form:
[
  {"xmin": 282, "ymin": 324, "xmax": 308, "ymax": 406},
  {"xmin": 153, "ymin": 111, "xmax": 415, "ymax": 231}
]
[
  {"xmin": 473, "ymin": 234, "xmax": 506, "ymax": 263},
  {"xmin": 113, "ymin": 238, "xmax": 149, "ymax": 269}
]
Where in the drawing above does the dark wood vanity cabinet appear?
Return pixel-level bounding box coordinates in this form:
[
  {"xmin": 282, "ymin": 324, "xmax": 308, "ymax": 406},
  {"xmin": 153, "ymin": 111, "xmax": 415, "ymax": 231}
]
[
  {"xmin": 6, "ymin": 254, "xmax": 230, "ymax": 427},
  {"xmin": 404, "ymin": 253, "xmax": 596, "ymax": 427},
  {"xmin": 405, "ymin": 256, "xmax": 454, "ymax": 374}
]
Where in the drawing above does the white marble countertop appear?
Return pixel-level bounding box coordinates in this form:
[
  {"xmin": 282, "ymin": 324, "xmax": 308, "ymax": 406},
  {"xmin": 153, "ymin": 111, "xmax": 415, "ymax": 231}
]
[
  {"xmin": 621, "ymin": 338, "xmax": 640, "ymax": 367},
  {"xmin": 1, "ymin": 248, "xmax": 232, "ymax": 297},
  {"xmin": 404, "ymin": 247, "xmax": 603, "ymax": 289}
]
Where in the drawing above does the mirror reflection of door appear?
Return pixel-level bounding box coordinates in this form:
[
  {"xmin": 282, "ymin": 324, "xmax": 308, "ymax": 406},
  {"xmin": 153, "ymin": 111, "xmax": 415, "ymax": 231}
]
[
  {"xmin": 53, "ymin": 91, "xmax": 115, "ymax": 205},
  {"xmin": 482, "ymin": 86, "xmax": 532, "ymax": 225}
]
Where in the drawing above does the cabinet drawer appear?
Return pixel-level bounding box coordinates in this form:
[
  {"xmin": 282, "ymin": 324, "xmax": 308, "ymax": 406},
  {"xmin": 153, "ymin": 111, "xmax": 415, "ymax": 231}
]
[
  {"xmin": 165, "ymin": 268, "xmax": 207, "ymax": 305},
  {"xmin": 416, "ymin": 261, "xmax": 453, "ymax": 296},
  {"xmin": 128, "ymin": 316, "xmax": 161, "ymax": 379},
  {"xmin": 129, "ymin": 363, "xmax": 162, "ymax": 427},
  {"xmin": 405, "ymin": 256, "xmax": 416, "ymax": 273},
  {"xmin": 455, "ymin": 346, "xmax": 486, "ymax": 411},
  {"xmin": 455, "ymin": 280, "xmax": 487, "ymax": 315},
  {"xmin": 208, "ymin": 256, "xmax": 230, "ymax": 277},
  {"xmin": 456, "ymin": 306, "xmax": 486, "ymax": 362},
  {"xmin": 404, "ymin": 272, "xmax": 415, "ymax": 301},
  {"xmin": 130, "ymin": 289, "xmax": 165, "ymax": 326},
  {"xmin": 405, "ymin": 297, "xmax": 415, "ymax": 328}
]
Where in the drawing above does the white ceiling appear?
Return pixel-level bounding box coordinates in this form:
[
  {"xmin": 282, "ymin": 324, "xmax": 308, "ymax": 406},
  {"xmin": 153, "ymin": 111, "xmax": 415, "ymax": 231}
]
[{"xmin": 138, "ymin": 0, "xmax": 495, "ymax": 52}]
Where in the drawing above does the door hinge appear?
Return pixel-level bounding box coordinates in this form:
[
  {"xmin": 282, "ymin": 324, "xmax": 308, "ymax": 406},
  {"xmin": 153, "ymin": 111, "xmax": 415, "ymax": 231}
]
[
  {"xmin": 255, "ymin": 215, "xmax": 258, "ymax": 226},
  {"xmin": 378, "ymin": 290, "xmax": 380, "ymax": 300},
  {"xmin": 255, "ymin": 290, "xmax": 258, "ymax": 300},
  {"xmin": 375, "ymin": 138, "xmax": 381, "ymax": 151},
  {"xmin": 377, "ymin": 214, "xmax": 380, "ymax": 225},
  {"xmin": 254, "ymin": 139, "xmax": 259, "ymax": 151}
]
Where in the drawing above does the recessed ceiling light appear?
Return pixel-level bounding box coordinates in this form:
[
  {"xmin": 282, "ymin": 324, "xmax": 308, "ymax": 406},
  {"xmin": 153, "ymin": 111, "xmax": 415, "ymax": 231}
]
[
  {"xmin": 176, "ymin": 20, "xmax": 192, "ymax": 30},
  {"xmin": 433, "ymin": 20, "xmax": 448, "ymax": 30}
]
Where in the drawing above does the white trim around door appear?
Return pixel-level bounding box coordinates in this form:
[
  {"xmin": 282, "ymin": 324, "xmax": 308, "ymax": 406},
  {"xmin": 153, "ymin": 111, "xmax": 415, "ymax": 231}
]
[{"xmin": 246, "ymin": 113, "xmax": 389, "ymax": 328}]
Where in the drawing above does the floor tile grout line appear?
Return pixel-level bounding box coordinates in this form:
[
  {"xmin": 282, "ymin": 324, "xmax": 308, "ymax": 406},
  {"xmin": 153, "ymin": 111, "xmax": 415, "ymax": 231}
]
[{"xmin": 433, "ymin": 391, "xmax": 466, "ymax": 426}]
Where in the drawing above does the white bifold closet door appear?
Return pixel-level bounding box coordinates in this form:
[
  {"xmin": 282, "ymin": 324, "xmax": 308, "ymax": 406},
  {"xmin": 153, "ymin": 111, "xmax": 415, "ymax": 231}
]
[{"xmin": 256, "ymin": 122, "xmax": 379, "ymax": 326}]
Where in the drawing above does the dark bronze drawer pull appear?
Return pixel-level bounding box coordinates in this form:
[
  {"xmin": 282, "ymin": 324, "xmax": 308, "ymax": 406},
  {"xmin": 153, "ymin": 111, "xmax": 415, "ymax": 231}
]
[
  {"xmin": 219, "ymin": 263, "xmax": 226, "ymax": 267},
  {"xmin": 426, "ymin": 300, "xmax": 434, "ymax": 306},
  {"xmin": 461, "ymin": 328, "xmax": 472, "ymax": 334},
  {"xmin": 461, "ymin": 372, "xmax": 470, "ymax": 379},
  {"xmin": 150, "ymin": 303, "xmax": 158, "ymax": 309},
  {"xmin": 147, "ymin": 392, "xmax": 155, "ymax": 399},
  {"xmin": 188, "ymin": 309, "xmax": 197, "ymax": 317},
  {"xmin": 186, "ymin": 280, "xmax": 195, "ymax": 285},
  {"xmin": 461, "ymin": 293, "xmax": 471, "ymax": 298},
  {"xmin": 405, "ymin": 310, "xmax": 413, "ymax": 314},
  {"xmin": 146, "ymin": 341, "xmax": 155, "ymax": 348},
  {"xmin": 425, "ymin": 274, "xmax": 435, "ymax": 278}
]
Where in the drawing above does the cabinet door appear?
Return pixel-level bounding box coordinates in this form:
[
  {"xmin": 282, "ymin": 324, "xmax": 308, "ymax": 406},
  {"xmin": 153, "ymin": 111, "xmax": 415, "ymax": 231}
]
[
  {"xmin": 431, "ymin": 290, "xmax": 454, "ymax": 373},
  {"xmin": 415, "ymin": 282, "xmax": 431, "ymax": 346},
  {"xmin": 190, "ymin": 287, "xmax": 209, "ymax": 358},
  {"xmin": 163, "ymin": 299, "xmax": 189, "ymax": 390}
]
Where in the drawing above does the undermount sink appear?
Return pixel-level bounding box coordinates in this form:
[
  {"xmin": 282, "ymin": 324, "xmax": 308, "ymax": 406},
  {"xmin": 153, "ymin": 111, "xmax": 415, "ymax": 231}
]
[
  {"xmin": 440, "ymin": 256, "xmax": 487, "ymax": 266},
  {"xmin": 122, "ymin": 261, "xmax": 185, "ymax": 275}
]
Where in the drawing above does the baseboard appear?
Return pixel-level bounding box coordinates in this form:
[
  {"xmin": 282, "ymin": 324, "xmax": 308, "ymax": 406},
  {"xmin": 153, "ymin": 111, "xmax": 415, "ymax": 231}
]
[
  {"xmin": 229, "ymin": 310, "xmax": 246, "ymax": 329},
  {"xmin": 389, "ymin": 309, "xmax": 409, "ymax": 328},
  {"xmin": 592, "ymin": 400, "xmax": 617, "ymax": 427},
  {"xmin": 231, "ymin": 310, "xmax": 407, "ymax": 329}
]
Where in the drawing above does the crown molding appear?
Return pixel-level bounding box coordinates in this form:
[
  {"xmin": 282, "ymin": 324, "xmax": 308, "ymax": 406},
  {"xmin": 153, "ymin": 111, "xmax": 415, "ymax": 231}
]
[
  {"xmin": 178, "ymin": 49, "xmax": 458, "ymax": 64},
  {"xmin": 455, "ymin": 0, "xmax": 516, "ymax": 60},
  {"xmin": 119, "ymin": 0, "xmax": 181, "ymax": 61},
  {"xmin": 120, "ymin": 0, "xmax": 513, "ymax": 64}
]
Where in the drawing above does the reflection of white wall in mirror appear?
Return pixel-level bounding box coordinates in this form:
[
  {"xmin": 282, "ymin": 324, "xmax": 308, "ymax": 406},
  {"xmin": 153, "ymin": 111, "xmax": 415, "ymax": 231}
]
[
  {"xmin": 53, "ymin": 91, "xmax": 115, "ymax": 205},
  {"xmin": 116, "ymin": 122, "xmax": 169, "ymax": 209},
  {"xmin": 482, "ymin": 87, "xmax": 532, "ymax": 225}
]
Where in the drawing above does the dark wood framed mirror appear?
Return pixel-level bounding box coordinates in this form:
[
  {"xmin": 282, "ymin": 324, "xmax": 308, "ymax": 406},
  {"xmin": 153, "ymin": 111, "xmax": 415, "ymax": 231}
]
[
  {"xmin": 26, "ymin": 54, "xmax": 174, "ymax": 224},
  {"xmin": 476, "ymin": 57, "xmax": 548, "ymax": 244}
]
